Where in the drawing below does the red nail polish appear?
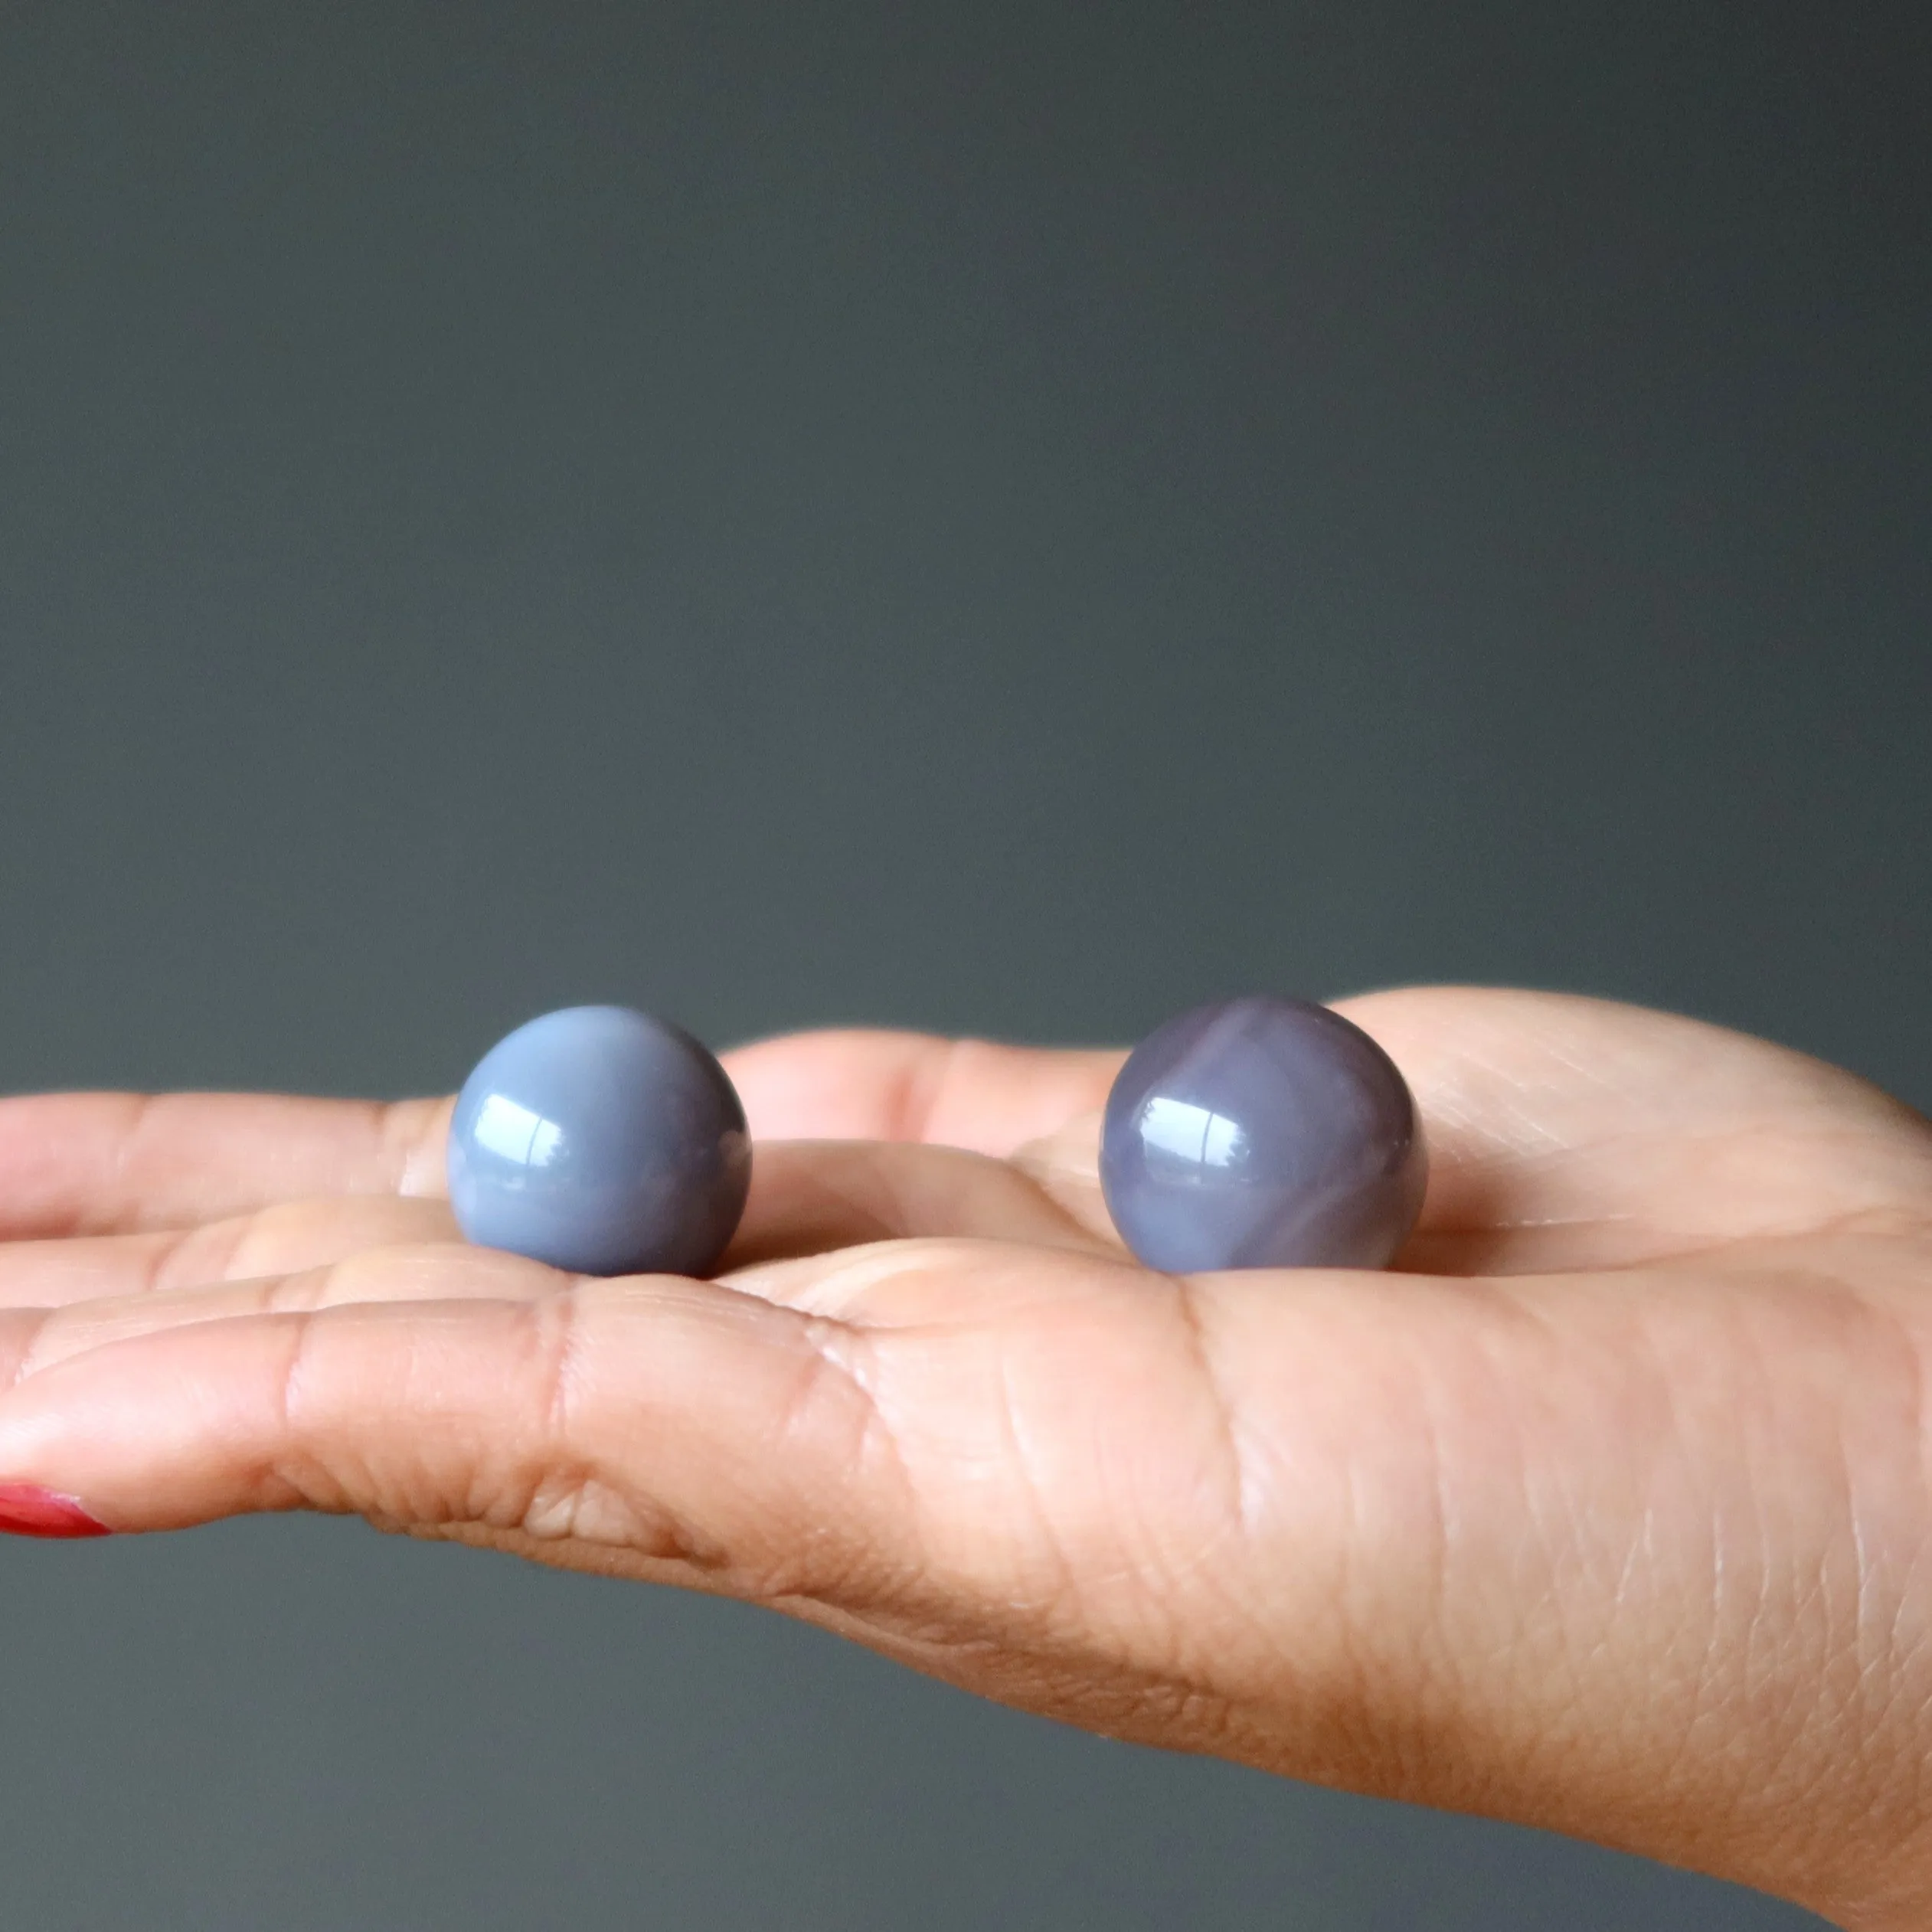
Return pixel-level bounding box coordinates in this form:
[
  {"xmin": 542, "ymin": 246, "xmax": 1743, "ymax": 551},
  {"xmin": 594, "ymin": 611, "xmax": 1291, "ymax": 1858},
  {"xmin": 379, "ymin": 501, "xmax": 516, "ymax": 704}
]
[{"xmin": 0, "ymin": 1483, "xmax": 109, "ymax": 1538}]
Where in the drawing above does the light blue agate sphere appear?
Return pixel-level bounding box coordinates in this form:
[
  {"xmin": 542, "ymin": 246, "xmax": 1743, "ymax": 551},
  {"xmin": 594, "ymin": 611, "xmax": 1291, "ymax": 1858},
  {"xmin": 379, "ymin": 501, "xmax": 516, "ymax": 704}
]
[
  {"xmin": 1100, "ymin": 996, "xmax": 1427, "ymax": 1273},
  {"xmin": 448, "ymin": 1005, "xmax": 751, "ymax": 1277}
]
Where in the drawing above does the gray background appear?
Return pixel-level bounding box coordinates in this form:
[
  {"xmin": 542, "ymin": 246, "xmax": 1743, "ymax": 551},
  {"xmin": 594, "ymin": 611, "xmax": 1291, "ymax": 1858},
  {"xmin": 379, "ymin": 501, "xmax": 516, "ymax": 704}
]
[{"xmin": 0, "ymin": 2, "xmax": 1923, "ymax": 1925}]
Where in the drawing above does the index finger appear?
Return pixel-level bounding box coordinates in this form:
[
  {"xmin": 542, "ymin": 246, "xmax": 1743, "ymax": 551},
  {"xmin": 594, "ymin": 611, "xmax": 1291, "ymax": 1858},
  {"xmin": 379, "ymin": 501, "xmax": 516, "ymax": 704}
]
[
  {"xmin": 0, "ymin": 1092, "xmax": 453, "ymax": 1241},
  {"xmin": 0, "ymin": 1032, "xmax": 1126, "ymax": 1240}
]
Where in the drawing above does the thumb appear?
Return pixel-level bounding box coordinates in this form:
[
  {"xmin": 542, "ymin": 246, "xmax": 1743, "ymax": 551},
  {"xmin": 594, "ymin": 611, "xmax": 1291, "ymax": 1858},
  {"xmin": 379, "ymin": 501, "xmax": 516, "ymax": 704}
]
[{"xmin": 0, "ymin": 1268, "xmax": 910, "ymax": 1608}]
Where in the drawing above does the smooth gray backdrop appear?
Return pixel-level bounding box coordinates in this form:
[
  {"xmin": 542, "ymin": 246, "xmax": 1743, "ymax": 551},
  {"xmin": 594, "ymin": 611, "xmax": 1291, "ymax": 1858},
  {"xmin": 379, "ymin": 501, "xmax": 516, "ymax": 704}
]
[{"xmin": 0, "ymin": 4, "xmax": 1924, "ymax": 1927}]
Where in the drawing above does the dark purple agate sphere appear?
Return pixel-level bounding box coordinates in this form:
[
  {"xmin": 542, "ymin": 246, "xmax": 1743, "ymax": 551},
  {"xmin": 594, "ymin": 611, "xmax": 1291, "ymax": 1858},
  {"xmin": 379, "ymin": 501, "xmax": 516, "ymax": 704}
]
[{"xmin": 1100, "ymin": 996, "xmax": 1427, "ymax": 1273}]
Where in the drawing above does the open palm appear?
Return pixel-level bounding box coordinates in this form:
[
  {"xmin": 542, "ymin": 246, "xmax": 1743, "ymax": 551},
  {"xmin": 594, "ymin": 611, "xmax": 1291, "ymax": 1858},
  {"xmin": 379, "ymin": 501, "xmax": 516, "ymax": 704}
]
[{"xmin": 0, "ymin": 987, "xmax": 1927, "ymax": 1928}]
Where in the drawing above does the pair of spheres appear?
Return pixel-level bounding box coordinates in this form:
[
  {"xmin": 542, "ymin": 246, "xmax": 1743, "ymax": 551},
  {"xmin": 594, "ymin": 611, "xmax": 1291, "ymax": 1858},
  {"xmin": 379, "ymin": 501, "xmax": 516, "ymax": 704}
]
[{"xmin": 448, "ymin": 998, "xmax": 1427, "ymax": 1280}]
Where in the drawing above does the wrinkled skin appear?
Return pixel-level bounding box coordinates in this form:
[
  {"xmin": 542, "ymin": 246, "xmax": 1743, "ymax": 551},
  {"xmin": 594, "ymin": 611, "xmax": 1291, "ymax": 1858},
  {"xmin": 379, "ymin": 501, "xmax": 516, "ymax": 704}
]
[{"xmin": 0, "ymin": 987, "xmax": 1927, "ymax": 1926}]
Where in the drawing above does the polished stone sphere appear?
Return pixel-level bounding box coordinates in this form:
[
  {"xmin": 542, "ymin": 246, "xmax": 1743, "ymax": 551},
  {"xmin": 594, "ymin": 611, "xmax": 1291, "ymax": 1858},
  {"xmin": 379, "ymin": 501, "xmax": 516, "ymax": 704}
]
[
  {"xmin": 448, "ymin": 1005, "xmax": 751, "ymax": 1277},
  {"xmin": 1100, "ymin": 996, "xmax": 1427, "ymax": 1273}
]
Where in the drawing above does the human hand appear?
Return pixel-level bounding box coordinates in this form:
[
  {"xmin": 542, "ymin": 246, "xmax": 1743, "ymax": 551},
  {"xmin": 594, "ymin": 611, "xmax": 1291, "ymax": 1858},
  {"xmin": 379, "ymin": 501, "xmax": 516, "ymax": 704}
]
[{"xmin": 0, "ymin": 989, "xmax": 1927, "ymax": 1927}]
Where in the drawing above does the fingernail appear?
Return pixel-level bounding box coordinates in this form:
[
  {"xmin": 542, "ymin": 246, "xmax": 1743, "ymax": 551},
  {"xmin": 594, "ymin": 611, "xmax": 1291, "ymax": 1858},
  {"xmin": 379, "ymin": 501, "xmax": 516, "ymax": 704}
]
[{"xmin": 0, "ymin": 1483, "xmax": 109, "ymax": 1538}]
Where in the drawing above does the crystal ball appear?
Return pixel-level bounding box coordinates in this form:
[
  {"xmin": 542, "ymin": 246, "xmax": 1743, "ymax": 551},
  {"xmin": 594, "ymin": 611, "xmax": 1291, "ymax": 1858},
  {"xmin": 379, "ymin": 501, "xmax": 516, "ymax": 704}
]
[
  {"xmin": 448, "ymin": 1005, "xmax": 751, "ymax": 1277},
  {"xmin": 1100, "ymin": 996, "xmax": 1427, "ymax": 1273}
]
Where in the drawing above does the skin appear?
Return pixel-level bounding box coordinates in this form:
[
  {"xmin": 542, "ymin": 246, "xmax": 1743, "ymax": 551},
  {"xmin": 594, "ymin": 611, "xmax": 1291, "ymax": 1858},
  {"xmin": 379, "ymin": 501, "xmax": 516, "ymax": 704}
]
[{"xmin": 0, "ymin": 989, "xmax": 1927, "ymax": 1923}]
